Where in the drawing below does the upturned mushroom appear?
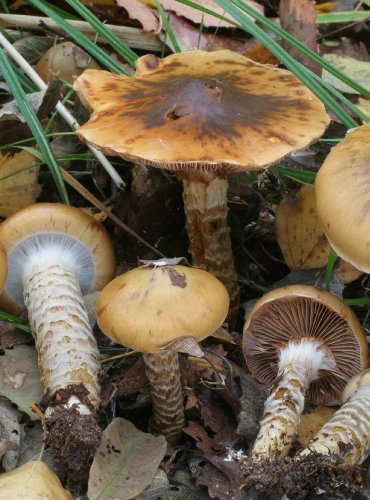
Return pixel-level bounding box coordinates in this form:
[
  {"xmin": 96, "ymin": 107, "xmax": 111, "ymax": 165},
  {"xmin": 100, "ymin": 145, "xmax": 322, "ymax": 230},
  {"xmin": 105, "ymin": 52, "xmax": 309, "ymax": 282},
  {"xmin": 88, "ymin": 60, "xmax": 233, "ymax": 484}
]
[
  {"xmin": 74, "ymin": 49, "xmax": 330, "ymax": 322},
  {"xmin": 0, "ymin": 461, "xmax": 72, "ymax": 499},
  {"xmin": 243, "ymin": 285, "xmax": 368, "ymax": 460},
  {"xmin": 299, "ymin": 369, "xmax": 370, "ymax": 465},
  {"xmin": 316, "ymin": 123, "xmax": 370, "ymax": 273},
  {"xmin": 0, "ymin": 203, "xmax": 115, "ymax": 473},
  {"xmin": 96, "ymin": 260, "xmax": 229, "ymax": 443}
]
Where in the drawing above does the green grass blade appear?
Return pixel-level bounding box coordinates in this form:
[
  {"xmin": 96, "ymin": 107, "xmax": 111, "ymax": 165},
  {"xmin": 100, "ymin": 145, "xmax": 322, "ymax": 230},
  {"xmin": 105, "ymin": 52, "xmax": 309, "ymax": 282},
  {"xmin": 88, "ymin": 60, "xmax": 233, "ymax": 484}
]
[
  {"xmin": 316, "ymin": 11, "xmax": 370, "ymax": 23},
  {"xmin": 0, "ymin": 50, "xmax": 69, "ymax": 203},
  {"xmin": 325, "ymin": 249, "xmax": 337, "ymax": 290},
  {"xmin": 0, "ymin": 311, "xmax": 32, "ymax": 334},
  {"xmin": 272, "ymin": 165, "xmax": 316, "ymax": 185},
  {"xmin": 24, "ymin": 0, "xmax": 129, "ymax": 74},
  {"xmin": 155, "ymin": 0, "xmax": 181, "ymax": 53},
  {"xmin": 64, "ymin": 0, "xmax": 138, "ymax": 66}
]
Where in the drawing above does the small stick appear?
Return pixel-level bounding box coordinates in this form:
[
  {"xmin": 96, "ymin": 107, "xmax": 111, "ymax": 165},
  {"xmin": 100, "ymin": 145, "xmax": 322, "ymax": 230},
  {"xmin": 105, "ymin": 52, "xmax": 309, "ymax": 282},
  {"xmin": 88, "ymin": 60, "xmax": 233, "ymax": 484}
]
[{"xmin": 0, "ymin": 31, "xmax": 125, "ymax": 189}]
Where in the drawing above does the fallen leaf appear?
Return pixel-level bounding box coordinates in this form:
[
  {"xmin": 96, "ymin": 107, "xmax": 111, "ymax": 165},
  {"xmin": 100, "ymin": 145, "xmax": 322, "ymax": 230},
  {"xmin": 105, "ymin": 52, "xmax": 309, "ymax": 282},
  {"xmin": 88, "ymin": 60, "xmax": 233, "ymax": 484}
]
[
  {"xmin": 88, "ymin": 417, "xmax": 167, "ymax": 500},
  {"xmin": 0, "ymin": 320, "xmax": 30, "ymax": 350},
  {"xmin": 0, "ymin": 345, "xmax": 43, "ymax": 420},
  {"xmin": 322, "ymin": 53, "xmax": 370, "ymax": 93},
  {"xmin": 158, "ymin": 0, "xmax": 264, "ymax": 28},
  {"xmin": 0, "ymin": 90, "xmax": 46, "ymax": 123},
  {"xmin": 116, "ymin": 0, "xmax": 160, "ymax": 31},
  {"xmin": 0, "ymin": 150, "xmax": 41, "ymax": 216},
  {"xmin": 0, "ymin": 399, "xmax": 21, "ymax": 470},
  {"xmin": 236, "ymin": 373, "xmax": 268, "ymax": 443}
]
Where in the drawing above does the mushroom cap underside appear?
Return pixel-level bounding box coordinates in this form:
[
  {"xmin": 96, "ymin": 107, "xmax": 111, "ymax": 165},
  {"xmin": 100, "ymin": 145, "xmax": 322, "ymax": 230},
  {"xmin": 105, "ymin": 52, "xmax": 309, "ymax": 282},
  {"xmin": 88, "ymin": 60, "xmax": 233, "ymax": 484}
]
[
  {"xmin": 0, "ymin": 203, "xmax": 115, "ymax": 313},
  {"xmin": 97, "ymin": 264, "xmax": 229, "ymax": 352},
  {"xmin": 243, "ymin": 285, "xmax": 368, "ymax": 405},
  {"xmin": 316, "ymin": 122, "xmax": 370, "ymax": 273},
  {"xmin": 74, "ymin": 50, "xmax": 329, "ymax": 172}
]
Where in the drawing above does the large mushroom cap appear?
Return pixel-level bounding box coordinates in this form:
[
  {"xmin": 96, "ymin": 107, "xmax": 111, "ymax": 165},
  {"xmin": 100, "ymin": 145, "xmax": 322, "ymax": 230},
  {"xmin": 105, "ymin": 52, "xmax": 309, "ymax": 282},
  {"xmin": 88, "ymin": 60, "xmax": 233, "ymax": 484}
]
[
  {"xmin": 342, "ymin": 368, "xmax": 370, "ymax": 403},
  {"xmin": 97, "ymin": 264, "xmax": 229, "ymax": 352},
  {"xmin": 316, "ymin": 123, "xmax": 370, "ymax": 273},
  {"xmin": 74, "ymin": 49, "xmax": 329, "ymax": 172},
  {"xmin": 243, "ymin": 285, "xmax": 368, "ymax": 405},
  {"xmin": 0, "ymin": 203, "xmax": 115, "ymax": 313},
  {"xmin": 0, "ymin": 242, "xmax": 7, "ymax": 293}
]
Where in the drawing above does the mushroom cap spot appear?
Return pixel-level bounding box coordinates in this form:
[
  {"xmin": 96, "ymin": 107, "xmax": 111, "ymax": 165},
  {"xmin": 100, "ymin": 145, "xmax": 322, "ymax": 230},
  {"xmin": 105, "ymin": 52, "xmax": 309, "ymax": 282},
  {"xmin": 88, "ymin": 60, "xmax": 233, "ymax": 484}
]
[
  {"xmin": 0, "ymin": 203, "xmax": 115, "ymax": 313},
  {"xmin": 316, "ymin": 122, "xmax": 370, "ymax": 273},
  {"xmin": 74, "ymin": 50, "xmax": 329, "ymax": 173},
  {"xmin": 96, "ymin": 264, "xmax": 229, "ymax": 352},
  {"xmin": 0, "ymin": 241, "xmax": 7, "ymax": 293},
  {"xmin": 342, "ymin": 368, "xmax": 370, "ymax": 402},
  {"xmin": 0, "ymin": 460, "xmax": 72, "ymax": 498},
  {"xmin": 243, "ymin": 285, "xmax": 368, "ymax": 405}
]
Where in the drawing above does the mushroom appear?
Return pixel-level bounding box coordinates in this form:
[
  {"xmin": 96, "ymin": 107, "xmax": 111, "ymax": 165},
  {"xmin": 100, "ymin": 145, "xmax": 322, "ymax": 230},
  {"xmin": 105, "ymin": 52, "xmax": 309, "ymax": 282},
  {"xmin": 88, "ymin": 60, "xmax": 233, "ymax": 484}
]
[
  {"xmin": 96, "ymin": 260, "xmax": 229, "ymax": 443},
  {"xmin": 316, "ymin": 122, "xmax": 370, "ymax": 274},
  {"xmin": 299, "ymin": 369, "xmax": 370, "ymax": 465},
  {"xmin": 0, "ymin": 203, "xmax": 115, "ymax": 473},
  {"xmin": 73, "ymin": 49, "xmax": 330, "ymax": 323},
  {"xmin": 243, "ymin": 285, "xmax": 368, "ymax": 460},
  {"xmin": 0, "ymin": 461, "xmax": 72, "ymax": 499},
  {"xmin": 0, "ymin": 241, "xmax": 7, "ymax": 293}
]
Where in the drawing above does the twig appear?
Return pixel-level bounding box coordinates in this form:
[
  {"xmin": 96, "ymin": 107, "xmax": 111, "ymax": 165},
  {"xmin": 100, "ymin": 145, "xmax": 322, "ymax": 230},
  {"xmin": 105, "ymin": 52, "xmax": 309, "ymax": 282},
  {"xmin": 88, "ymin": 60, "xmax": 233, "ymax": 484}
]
[
  {"xmin": 0, "ymin": 31, "xmax": 125, "ymax": 189},
  {"xmin": 0, "ymin": 13, "xmax": 163, "ymax": 51}
]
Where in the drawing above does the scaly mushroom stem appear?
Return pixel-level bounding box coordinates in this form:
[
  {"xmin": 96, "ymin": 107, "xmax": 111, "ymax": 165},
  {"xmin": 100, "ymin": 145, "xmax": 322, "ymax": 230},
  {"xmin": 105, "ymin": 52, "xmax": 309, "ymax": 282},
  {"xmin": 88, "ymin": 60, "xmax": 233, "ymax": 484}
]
[
  {"xmin": 299, "ymin": 386, "xmax": 370, "ymax": 465},
  {"xmin": 252, "ymin": 339, "xmax": 336, "ymax": 460},
  {"xmin": 23, "ymin": 263, "xmax": 100, "ymax": 412},
  {"xmin": 143, "ymin": 350, "xmax": 184, "ymax": 444},
  {"xmin": 180, "ymin": 171, "xmax": 239, "ymax": 325}
]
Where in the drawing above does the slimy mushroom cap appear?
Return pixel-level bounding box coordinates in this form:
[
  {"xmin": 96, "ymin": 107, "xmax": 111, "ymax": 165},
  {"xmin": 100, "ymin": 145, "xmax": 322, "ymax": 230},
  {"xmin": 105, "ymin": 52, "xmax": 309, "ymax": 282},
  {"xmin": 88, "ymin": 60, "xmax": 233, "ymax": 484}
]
[
  {"xmin": 97, "ymin": 264, "xmax": 229, "ymax": 352},
  {"xmin": 316, "ymin": 123, "xmax": 370, "ymax": 273},
  {"xmin": 0, "ymin": 203, "xmax": 115, "ymax": 313},
  {"xmin": 74, "ymin": 49, "xmax": 329, "ymax": 172},
  {"xmin": 243, "ymin": 285, "xmax": 368, "ymax": 405}
]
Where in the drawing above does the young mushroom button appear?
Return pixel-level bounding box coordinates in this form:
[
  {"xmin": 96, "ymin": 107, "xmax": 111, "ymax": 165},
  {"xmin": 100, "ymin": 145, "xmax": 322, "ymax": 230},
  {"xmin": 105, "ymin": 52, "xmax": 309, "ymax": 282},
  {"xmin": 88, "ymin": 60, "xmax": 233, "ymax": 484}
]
[
  {"xmin": 316, "ymin": 122, "xmax": 370, "ymax": 273},
  {"xmin": 243, "ymin": 285, "xmax": 368, "ymax": 461},
  {"xmin": 74, "ymin": 49, "xmax": 330, "ymax": 325},
  {"xmin": 96, "ymin": 262, "xmax": 229, "ymax": 444},
  {"xmin": 299, "ymin": 369, "xmax": 370, "ymax": 465},
  {"xmin": 0, "ymin": 203, "xmax": 115, "ymax": 475}
]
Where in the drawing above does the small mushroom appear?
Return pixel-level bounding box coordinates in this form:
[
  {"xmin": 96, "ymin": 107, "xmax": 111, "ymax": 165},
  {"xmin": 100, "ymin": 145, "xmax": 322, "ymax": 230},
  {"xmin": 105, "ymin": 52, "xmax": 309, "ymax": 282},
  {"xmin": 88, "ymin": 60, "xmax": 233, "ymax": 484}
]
[
  {"xmin": 96, "ymin": 260, "xmax": 229, "ymax": 443},
  {"xmin": 316, "ymin": 123, "xmax": 370, "ymax": 273},
  {"xmin": 0, "ymin": 460, "xmax": 72, "ymax": 499},
  {"xmin": 299, "ymin": 369, "xmax": 370, "ymax": 465},
  {"xmin": 0, "ymin": 203, "xmax": 115, "ymax": 473},
  {"xmin": 243, "ymin": 285, "xmax": 368, "ymax": 460},
  {"xmin": 0, "ymin": 241, "xmax": 7, "ymax": 293},
  {"xmin": 74, "ymin": 49, "xmax": 330, "ymax": 323}
]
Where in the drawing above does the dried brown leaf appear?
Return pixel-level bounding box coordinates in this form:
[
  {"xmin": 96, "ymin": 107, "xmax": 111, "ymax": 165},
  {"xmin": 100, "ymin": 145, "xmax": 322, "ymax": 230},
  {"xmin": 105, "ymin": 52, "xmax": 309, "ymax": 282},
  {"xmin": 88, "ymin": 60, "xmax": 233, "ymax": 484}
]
[{"xmin": 116, "ymin": 0, "xmax": 160, "ymax": 31}]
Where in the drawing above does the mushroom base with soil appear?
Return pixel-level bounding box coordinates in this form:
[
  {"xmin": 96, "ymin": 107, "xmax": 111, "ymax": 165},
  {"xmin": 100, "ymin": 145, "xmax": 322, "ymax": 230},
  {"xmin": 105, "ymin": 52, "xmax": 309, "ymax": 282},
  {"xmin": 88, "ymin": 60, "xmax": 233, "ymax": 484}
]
[{"xmin": 251, "ymin": 339, "xmax": 336, "ymax": 460}]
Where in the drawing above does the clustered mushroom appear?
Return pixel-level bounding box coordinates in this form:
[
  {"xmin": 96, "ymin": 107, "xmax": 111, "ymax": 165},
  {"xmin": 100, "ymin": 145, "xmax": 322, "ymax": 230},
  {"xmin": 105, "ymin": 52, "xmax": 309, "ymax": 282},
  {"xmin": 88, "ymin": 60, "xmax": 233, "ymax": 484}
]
[
  {"xmin": 243, "ymin": 285, "xmax": 368, "ymax": 460},
  {"xmin": 299, "ymin": 369, "xmax": 370, "ymax": 465},
  {"xmin": 74, "ymin": 49, "xmax": 330, "ymax": 324},
  {"xmin": 96, "ymin": 260, "xmax": 229, "ymax": 443},
  {"xmin": 0, "ymin": 203, "xmax": 115, "ymax": 474}
]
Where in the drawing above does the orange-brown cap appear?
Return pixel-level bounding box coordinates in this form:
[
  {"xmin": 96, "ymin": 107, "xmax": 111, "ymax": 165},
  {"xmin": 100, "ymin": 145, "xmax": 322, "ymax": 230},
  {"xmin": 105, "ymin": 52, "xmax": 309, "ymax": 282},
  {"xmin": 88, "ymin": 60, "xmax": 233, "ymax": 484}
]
[
  {"xmin": 316, "ymin": 123, "xmax": 370, "ymax": 273},
  {"xmin": 342, "ymin": 368, "xmax": 370, "ymax": 403},
  {"xmin": 243, "ymin": 285, "xmax": 368, "ymax": 405},
  {"xmin": 0, "ymin": 203, "xmax": 115, "ymax": 313},
  {"xmin": 0, "ymin": 241, "xmax": 7, "ymax": 293},
  {"xmin": 96, "ymin": 263, "xmax": 229, "ymax": 352},
  {"xmin": 74, "ymin": 50, "xmax": 329, "ymax": 173}
]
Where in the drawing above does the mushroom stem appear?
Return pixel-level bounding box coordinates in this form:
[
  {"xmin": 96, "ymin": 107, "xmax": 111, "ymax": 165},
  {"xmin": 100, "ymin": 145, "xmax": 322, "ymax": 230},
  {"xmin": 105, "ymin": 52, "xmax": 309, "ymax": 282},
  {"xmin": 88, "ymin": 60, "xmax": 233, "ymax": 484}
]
[
  {"xmin": 299, "ymin": 385, "xmax": 370, "ymax": 465},
  {"xmin": 143, "ymin": 350, "xmax": 184, "ymax": 444},
  {"xmin": 179, "ymin": 171, "xmax": 239, "ymax": 324},
  {"xmin": 252, "ymin": 339, "xmax": 336, "ymax": 460},
  {"xmin": 23, "ymin": 263, "xmax": 100, "ymax": 411}
]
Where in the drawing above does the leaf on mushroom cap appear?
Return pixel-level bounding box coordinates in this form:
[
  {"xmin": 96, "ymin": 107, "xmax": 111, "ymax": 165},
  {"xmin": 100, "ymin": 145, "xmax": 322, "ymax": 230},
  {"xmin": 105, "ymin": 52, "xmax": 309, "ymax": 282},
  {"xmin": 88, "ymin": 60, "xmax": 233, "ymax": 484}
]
[
  {"xmin": 243, "ymin": 285, "xmax": 368, "ymax": 405},
  {"xmin": 74, "ymin": 50, "xmax": 330, "ymax": 172},
  {"xmin": 96, "ymin": 265, "xmax": 229, "ymax": 352},
  {"xmin": 0, "ymin": 241, "xmax": 7, "ymax": 293},
  {"xmin": 0, "ymin": 203, "xmax": 115, "ymax": 313},
  {"xmin": 316, "ymin": 123, "xmax": 370, "ymax": 273}
]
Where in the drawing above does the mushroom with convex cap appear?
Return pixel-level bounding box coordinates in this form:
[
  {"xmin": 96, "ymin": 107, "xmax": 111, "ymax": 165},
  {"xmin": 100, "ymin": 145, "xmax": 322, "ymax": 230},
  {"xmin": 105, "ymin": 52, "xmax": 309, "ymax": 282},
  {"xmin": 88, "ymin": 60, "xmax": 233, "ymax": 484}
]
[
  {"xmin": 74, "ymin": 49, "xmax": 330, "ymax": 325},
  {"xmin": 316, "ymin": 122, "xmax": 370, "ymax": 274},
  {"xmin": 243, "ymin": 285, "xmax": 368, "ymax": 460},
  {"xmin": 0, "ymin": 203, "xmax": 115, "ymax": 476},
  {"xmin": 96, "ymin": 260, "xmax": 229, "ymax": 443},
  {"xmin": 299, "ymin": 368, "xmax": 370, "ymax": 465}
]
